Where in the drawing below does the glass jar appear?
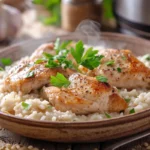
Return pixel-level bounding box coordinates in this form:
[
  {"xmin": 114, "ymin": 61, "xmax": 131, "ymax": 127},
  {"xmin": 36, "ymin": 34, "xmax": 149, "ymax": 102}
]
[{"xmin": 61, "ymin": 0, "xmax": 102, "ymax": 31}]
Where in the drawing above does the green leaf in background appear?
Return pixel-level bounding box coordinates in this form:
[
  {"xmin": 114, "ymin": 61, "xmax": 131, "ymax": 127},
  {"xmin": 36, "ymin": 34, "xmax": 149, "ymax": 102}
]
[
  {"xmin": 33, "ymin": 0, "xmax": 61, "ymax": 26},
  {"xmin": 0, "ymin": 58, "xmax": 12, "ymax": 66},
  {"xmin": 103, "ymin": 0, "xmax": 114, "ymax": 19}
]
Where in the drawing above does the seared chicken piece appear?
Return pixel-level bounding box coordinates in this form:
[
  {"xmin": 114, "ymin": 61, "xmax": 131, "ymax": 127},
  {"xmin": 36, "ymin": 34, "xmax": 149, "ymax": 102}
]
[
  {"xmin": 3, "ymin": 61, "xmax": 74, "ymax": 94},
  {"xmin": 30, "ymin": 43, "xmax": 55, "ymax": 61},
  {"xmin": 3, "ymin": 43, "xmax": 76, "ymax": 94},
  {"xmin": 90, "ymin": 49, "xmax": 150, "ymax": 89},
  {"xmin": 41, "ymin": 73, "xmax": 127, "ymax": 115}
]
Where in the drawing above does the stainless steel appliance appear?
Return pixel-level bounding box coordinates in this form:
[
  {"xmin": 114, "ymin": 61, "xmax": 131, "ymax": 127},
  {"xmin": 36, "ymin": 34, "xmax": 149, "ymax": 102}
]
[{"xmin": 114, "ymin": 0, "xmax": 150, "ymax": 38}]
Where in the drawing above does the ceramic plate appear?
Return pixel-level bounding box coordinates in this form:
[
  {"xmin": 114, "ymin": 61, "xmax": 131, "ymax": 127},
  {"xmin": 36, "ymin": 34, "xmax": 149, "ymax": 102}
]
[{"xmin": 0, "ymin": 33, "xmax": 150, "ymax": 142}]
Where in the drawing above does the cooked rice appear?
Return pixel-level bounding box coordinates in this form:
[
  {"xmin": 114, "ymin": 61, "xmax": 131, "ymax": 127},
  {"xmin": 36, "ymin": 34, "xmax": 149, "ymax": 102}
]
[{"xmin": 0, "ymin": 55, "xmax": 149, "ymax": 122}]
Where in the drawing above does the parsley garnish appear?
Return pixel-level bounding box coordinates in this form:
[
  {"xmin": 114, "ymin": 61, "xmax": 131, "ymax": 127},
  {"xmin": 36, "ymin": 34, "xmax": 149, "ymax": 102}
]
[
  {"xmin": 35, "ymin": 39, "xmax": 104, "ymax": 71},
  {"xmin": 70, "ymin": 41, "xmax": 84, "ymax": 63},
  {"xmin": 96, "ymin": 75, "xmax": 108, "ymax": 83},
  {"xmin": 44, "ymin": 52, "xmax": 74, "ymax": 69},
  {"xmin": 35, "ymin": 58, "xmax": 45, "ymax": 64},
  {"xmin": 22, "ymin": 102, "xmax": 31, "ymax": 110},
  {"xmin": 71, "ymin": 41, "xmax": 104, "ymax": 70},
  {"xmin": 145, "ymin": 55, "xmax": 150, "ymax": 61},
  {"xmin": 54, "ymin": 38, "xmax": 72, "ymax": 54},
  {"xmin": 0, "ymin": 58, "xmax": 12, "ymax": 66},
  {"xmin": 124, "ymin": 98, "xmax": 131, "ymax": 103},
  {"xmin": 106, "ymin": 60, "xmax": 114, "ymax": 66},
  {"xmin": 105, "ymin": 113, "xmax": 111, "ymax": 118},
  {"xmin": 122, "ymin": 56, "xmax": 126, "ymax": 60},
  {"xmin": 43, "ymin": 53, "xmax": 53, "ymax": 59},
  {"xmin": 0, "ymin": 67, "xmax": 4, "ymax": 71},
  {"xmin": 47, "ymin": 105, "xmax": 52, "ymax": 110},
  {"xmin": 117, "ymin": 67, "xmax": 122, "ymax": 73},
  {"xmin": 129, "ymin": 108, "xmax": 135, "ymax": 114},
  {"xmin": 50, "ymin": 73, "xmax": 70, "ymax": 88},
  {"xmin": 25, "ymin": 71, "xmax": 35, "ymax": 78}
]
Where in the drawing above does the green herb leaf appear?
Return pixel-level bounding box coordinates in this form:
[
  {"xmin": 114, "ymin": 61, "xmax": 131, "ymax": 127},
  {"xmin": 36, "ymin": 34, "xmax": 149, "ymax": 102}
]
[
  {"xmin": 96, "ymin": 75, "xmax": 108, "ymax": 83},
  {"xmin": 0, "ymin": 58, "xmax": 12, "ymax": 66},
  {"xmin": 45, "ymin": 59, "xmax": 59, "ymax": 68},
  {"xmin": 0, "ymin": 67, "xmax": 4, "ymax": 71},
  {"xmin": 54, "ymin": 38, "xmax": 60, "ymax": 52},
  {"xmin": 82, "ymin": 47, "xmax": 98, "ymax": 60},
  {"xmin": 124, "ymin": 98, "xmax": 131, "ymax": 103},
  {"xmin": 129, "ymin": 108, "xmax": 135, "ymax": 114},
  {"xmin": 122, "ymin": 56, "xmax": 126, "ymax": 60},
  {"xmin": 70, "ymin": 41, "xmax": 84, "ymax": 64},
  {"xmin": 22, "ymin": 102, "xmax": 31, "ymax": 110},
  {"xmin": 60, "ymin": 40, "xmax": 72, "ymax": 49},
  {"xmin": 105, "ymin": 112, "xmax": 111, "ymax": 118},
  {"xmin": 50, "ymin": 73, "xmax": 70, "ymax": 88},
  {"xmin": 106, "ymin": 60, "xmax": 114, "ymax": 66},
  {"xmin": 117, "ymin": 67, "xmax": 122, "ymax": 73},
  {"xmin": 25, "ymin": 71, "xmax": 35, "ymax": 78},
  {"xmin": 54, "ymin": 38, "xmax": 72, "ymax": 54},
  {"xmin": 145, "ymin": 55, "xmax": 150, "ymax": 61},
  {"xmin": 81, "ymin": 56, "xmax": 101, "ymax": 70},
  {"xmin": 35, "ymin": 59, "xmax": 45, "ymax": 64},
  {"xmin": 47, "ymin": 105, "xmax": 52, "ymax": 110},
  {"xmin": 81, "ymin": 47, "xmax": 104, "ymax": 70},
  {"xmin": 43, "ymin": 53, "xmax": 53, "ymax": 59}
]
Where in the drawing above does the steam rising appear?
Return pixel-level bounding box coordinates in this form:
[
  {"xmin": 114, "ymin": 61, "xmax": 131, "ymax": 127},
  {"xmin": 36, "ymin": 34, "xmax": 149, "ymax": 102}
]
[
  {"xmin": 75, "ymin": 19, "xmax": 127, "ymax": 50},
  {"xmin": 75, "ymin": 20, "xmax": 101, "ymax": 46}
]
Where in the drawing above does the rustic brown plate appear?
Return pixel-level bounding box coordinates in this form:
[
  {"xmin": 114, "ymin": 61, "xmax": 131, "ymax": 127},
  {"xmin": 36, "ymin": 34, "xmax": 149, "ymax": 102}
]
[{"xmin": 0, "ymin": 32, "xmax": 150, "ymax": 142}]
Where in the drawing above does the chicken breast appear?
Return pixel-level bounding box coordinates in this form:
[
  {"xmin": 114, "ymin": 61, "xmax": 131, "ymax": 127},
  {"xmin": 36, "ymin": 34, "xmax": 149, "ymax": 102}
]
[
  {"xmin": 41, "ymin": 73, "xmax": 127, "ymax": 115},
  {"xmin": 3, "ymin": 42, "xmax": 76, "ymax": 94},
  {"xmin": 30, "ymin": 43, "xmax": 55, "ymax": 61},
  {"xmin": 3, "ymin": 61, "xmax": 74, "ymax": 94},
  {"xmin": 90, "ymin": 49, "xmax": 150, "ymax": 89}
]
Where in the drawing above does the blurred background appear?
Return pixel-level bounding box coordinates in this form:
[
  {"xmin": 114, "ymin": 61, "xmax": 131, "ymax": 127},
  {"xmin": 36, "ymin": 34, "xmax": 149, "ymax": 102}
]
[{"xmin": 0, "ymin": 0, "xmax": 150, "ymax": 49}]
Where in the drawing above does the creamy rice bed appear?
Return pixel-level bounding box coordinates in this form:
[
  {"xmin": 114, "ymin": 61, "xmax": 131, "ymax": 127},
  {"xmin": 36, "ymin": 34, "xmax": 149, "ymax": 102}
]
[{"xmin": 0, "ymin": 56, "xmax": 150, "ymax": 122}]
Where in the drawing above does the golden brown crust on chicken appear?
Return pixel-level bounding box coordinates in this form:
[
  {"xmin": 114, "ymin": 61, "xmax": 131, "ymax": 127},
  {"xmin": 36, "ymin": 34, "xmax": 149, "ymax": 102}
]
[
  {"xmin": 92, "ymin": 49, "xmax": 150, "ymax": 89},
  {"xmin": 3, "ymin": 61, "xmax": 74, "ymax": 94},
  {"xmin": 41, "ymin": 73, "xmax": 127, "ymax": 115}
]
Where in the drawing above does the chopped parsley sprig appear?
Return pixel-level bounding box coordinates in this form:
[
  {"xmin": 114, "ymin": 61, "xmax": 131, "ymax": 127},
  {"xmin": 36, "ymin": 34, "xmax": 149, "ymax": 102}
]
[
  {"xmin": 0, "ymin": 58, "xmax": 12, "ymax": 66},
  {"xmin": 25, "ymin": 71, "xmax": 35, "ymax": 78},
  {"xmin": 105, "ymin": 112, "xmax": 111, "ymax": 118},
  {"xmin": 96, "ymin": 75, "xmax": 108, "ymax": 83},
  {"xmin": 22, "ymin": 102, "xmax": 31, "ymax": 110},
  {"xmin": 106, "ymin": 60, "xmax": 114, "ymax": 66},
  {"xmin": 0, "ymin": 58, "xmax": 12, "ymax": 71},
  {"xmin": 70, "ymin": 41, "xmax": 104, "ymax": 70},
  {"xmin": 129, "ymin": 108, "xmax": 135, "ymax": 114},
  {"xmin": 35, "ymin": 39, "xmax": 104, "ymax": 71},
  {"xmin": 145, "ymin": 54, "xmax": 150, "ymax": 61},
  {"xmin": 50, "ymin": 73, "xmax": 70, "ymax": 88},
  {"xmin": 54, "ymin": 38, "xmax": 72, "ymax": 54}
]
